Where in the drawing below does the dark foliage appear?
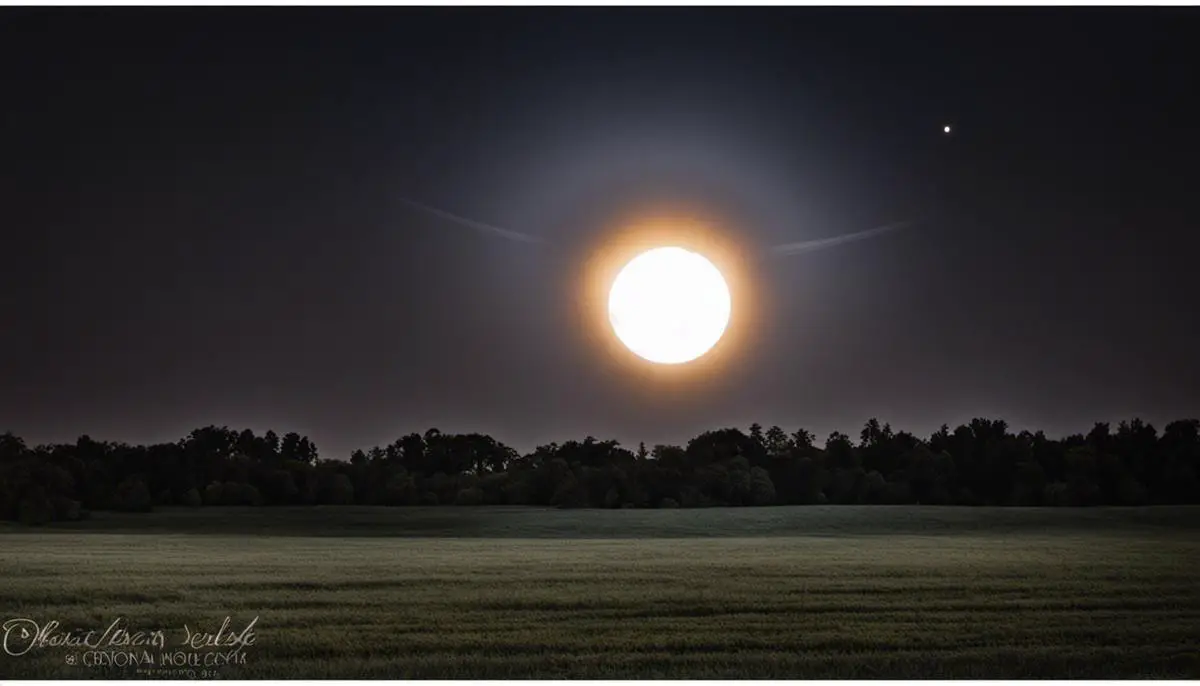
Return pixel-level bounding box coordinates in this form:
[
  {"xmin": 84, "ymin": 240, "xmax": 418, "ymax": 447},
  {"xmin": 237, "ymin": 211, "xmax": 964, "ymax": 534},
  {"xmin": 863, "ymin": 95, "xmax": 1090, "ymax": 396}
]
[{"xmin": 2, "ymin": 418, "xmax": 1198, "ymax": 522}]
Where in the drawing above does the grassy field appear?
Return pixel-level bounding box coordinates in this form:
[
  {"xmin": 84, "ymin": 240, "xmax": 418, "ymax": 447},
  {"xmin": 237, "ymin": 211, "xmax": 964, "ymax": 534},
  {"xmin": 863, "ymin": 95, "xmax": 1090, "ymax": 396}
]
[{"xmin": 2, "ymin": 506, "xmax": 1198, "ymax": 678}]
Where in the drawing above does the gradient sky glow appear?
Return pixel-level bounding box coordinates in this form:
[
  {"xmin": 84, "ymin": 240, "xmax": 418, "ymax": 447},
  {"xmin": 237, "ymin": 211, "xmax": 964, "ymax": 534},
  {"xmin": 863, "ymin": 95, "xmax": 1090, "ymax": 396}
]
[{"xmin": 2, "ymin": 8, "xmax": 1198, "ymax": 459}]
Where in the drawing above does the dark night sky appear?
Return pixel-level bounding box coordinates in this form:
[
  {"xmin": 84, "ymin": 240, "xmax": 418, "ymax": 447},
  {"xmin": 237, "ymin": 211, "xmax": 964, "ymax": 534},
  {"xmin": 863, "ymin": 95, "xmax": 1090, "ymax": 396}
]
[{"xmin": 2, "ymin": 8, "xmax": 1198, "ymax": 459}]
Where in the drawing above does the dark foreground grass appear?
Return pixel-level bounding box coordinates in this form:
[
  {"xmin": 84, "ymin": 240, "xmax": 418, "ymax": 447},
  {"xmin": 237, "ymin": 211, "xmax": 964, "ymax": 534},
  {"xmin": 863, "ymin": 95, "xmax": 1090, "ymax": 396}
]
[{"xmin": 1, "ymin": 506, "xmax": 1198, "ymax": 678}]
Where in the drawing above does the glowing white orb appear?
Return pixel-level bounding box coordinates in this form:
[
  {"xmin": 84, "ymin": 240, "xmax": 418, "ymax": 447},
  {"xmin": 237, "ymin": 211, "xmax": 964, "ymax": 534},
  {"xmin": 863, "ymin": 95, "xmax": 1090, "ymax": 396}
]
[
  {"xmin": 607, "ymin": 246, "xmax": 732, "ymax": 365},
  {"xmin": 943, "ymin": 125, "xmax": 952, "ymax": 134}
]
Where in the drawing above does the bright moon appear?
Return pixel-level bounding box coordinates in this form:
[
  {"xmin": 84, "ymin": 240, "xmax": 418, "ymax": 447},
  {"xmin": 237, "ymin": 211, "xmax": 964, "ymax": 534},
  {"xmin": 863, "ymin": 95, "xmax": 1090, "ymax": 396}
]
[{"xmin": 607, "ymin": 246, "xmax": 732, "ymax": 365}]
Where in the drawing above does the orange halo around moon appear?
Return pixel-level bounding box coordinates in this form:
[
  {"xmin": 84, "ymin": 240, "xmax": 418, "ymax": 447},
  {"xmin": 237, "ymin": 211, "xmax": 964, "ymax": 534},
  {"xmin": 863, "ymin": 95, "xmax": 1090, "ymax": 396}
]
[{"xmin": 577, "ymin": 211, "xmax": 761, "ymax": 379}]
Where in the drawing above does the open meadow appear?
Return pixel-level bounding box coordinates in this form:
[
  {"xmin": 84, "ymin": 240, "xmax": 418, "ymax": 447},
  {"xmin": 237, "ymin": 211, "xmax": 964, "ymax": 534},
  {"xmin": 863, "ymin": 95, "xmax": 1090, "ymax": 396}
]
[{"xmin": 2, "ymin": 506, "xmax": 1199, "ymax": 678}]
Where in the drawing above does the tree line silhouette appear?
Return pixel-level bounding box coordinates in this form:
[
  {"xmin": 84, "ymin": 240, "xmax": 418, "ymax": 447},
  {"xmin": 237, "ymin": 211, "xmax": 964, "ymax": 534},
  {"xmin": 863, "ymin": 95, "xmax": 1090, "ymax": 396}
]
[{"xmin": 2, "ymin": 417, "xmax": 1199, "ymax": 524}]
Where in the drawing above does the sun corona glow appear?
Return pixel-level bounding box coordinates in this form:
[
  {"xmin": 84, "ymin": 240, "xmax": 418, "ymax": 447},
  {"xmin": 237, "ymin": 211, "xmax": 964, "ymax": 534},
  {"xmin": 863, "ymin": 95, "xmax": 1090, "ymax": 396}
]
[{"xmin": 607, "ymin": 246, "xmax": 732, "ymax": 365}]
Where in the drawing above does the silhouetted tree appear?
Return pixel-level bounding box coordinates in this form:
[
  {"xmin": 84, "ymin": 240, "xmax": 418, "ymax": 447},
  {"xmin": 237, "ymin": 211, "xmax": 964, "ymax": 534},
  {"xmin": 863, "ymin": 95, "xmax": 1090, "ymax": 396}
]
[
  {"xmin": 3, "ymin": 413, "xmax": 1199, "ymax": 521},
  {"xmin": 112, "ymin": 476, "xmax": 152, "ymax": 512}
]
